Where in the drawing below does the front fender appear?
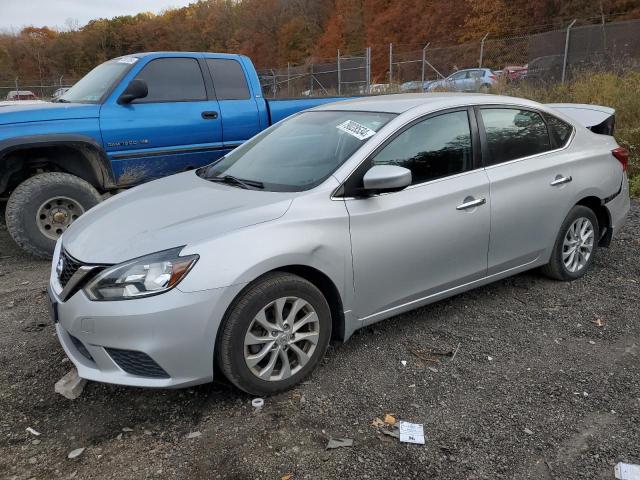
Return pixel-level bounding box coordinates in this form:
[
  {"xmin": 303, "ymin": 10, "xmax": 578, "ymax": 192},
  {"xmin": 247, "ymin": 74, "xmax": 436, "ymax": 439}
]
[
  {"xmin": 177, "ymin": 191, "xmax": 353, "ymax": 313},
  {"xmin": 0, "ymin": 132, "xmax": 115, "ymax": 190}
]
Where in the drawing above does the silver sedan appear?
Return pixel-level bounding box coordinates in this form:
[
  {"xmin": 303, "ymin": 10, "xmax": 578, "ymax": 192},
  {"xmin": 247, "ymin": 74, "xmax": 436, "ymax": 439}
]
[{"xmin": 48, "ymin": 93, "xmax": 630, "ymax": 395}]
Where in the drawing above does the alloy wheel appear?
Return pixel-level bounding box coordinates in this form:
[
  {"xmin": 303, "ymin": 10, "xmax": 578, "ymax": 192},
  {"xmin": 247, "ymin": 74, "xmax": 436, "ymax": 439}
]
[
  {"xmin": 562, "ymin": 217, "xmax": 594, "ymax": 273},
  {"xmin": 244, "ymin": 297, "xmax": 320, "ymax": 381}
]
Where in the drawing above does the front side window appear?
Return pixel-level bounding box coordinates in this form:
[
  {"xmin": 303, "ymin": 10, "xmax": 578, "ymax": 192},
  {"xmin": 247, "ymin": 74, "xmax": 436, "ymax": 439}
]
[
  {"xmin": 370, "ymin": 110, "xmax": 473, "ymax": 185},
  {"xmin": 480, "ymin": 108, "xmax": 552, "ymax": 165},
  {"xmin": 134, "ymin": 58, "xmax": 206, "ymax": 103},
  {"xmin": 199, "ymin": 111, "xmax": 396, "ymax": 192},
  {"xmin": 450, "ymin": 71, "xmax": 468, "ymax": 81},
  {"xmin": 207, "ymin": 58, "xmax": 251, "ymax": 100}
]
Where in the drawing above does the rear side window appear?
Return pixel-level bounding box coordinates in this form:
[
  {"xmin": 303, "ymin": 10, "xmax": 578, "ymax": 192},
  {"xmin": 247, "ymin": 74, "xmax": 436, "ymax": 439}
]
[
  {"xmin": 480, "ymin": 108, "xmax": 552, "ymax": 165},
  {"xmin": 134, "ymin": 58, "xmax": 206, "ymax": 103},
  {"xmin": 371, "ymin": 110, "xmax": 473, "ymax": 185},
  {"xmin": 545, "ymin": 114, "xmax": 573, "ymax": 147},
  {"xmin": 207, "ymin": 59, "xmax": 251, "ymax": 100}
]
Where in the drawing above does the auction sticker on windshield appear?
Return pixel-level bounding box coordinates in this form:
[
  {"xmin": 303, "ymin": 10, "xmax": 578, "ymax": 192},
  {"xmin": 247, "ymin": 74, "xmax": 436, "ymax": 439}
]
[{"xmin": 336, "ymin": 120, "xmax": 377, "ymax": 140}]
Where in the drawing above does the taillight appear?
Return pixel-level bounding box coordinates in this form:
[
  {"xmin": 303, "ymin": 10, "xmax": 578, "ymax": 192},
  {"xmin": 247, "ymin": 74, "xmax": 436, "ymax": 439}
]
[
  {"xmin": 612, "ymin": 146, "xmax": 629, "ymax": 172},
  {"xmin": 490, "ymin": 75, "xmax": 497, "ymax": 81}
]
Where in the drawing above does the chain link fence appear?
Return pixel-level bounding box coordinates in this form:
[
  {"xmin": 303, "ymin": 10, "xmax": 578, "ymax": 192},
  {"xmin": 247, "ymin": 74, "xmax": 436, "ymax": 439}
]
[
  {"xmin": 390, "ymin": 18, "xmax": 640, "ymax": 89},
  {"xmin": 2, "ymin": 18, "xmax": 638, "ymax": 101},
  {"xmin": 258, "ymin": 49, "xmax": 371, "ymax": 98},
  {"xmin": 0, "ymin": 78, "xmax": 78, "ymax": 102}
]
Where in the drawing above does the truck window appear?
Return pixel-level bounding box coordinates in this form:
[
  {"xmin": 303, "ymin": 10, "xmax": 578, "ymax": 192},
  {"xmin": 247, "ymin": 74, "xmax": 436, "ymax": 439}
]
[
  {"xmin": 134, "ymin": 58, "xmax": 206, "ymax": 103},
  {"xmin": 206, "ymin": 58, "xmax": 251, "ymax": 100}
]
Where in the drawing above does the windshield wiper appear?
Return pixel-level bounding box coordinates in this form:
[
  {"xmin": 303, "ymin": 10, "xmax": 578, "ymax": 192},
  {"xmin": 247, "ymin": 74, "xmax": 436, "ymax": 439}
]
[
  {"xmin": 54, "ymin": 98, "xmax": 71, "ymax": 103},
  {"xmin": 208, "ymin": 175, "xmax": 264, "ymax": 190}
]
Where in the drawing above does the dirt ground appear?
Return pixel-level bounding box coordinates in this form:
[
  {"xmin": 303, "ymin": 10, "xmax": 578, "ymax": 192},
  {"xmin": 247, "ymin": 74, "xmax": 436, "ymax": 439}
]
[{"xmin": 0, "ymin": 202, "xmax": 639, "ymax": 480}]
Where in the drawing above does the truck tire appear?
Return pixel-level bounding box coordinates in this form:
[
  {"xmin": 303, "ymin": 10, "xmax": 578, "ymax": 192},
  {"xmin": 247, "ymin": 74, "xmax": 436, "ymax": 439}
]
[{"xmin": 5, "ymin": 172, "xmax": 102, "ymax": 258}]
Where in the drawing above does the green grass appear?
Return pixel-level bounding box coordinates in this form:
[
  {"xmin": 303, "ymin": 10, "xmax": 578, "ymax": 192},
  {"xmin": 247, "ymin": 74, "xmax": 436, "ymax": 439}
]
[{"xmin": 494, "ymin": 71, "xmax": 640, "ymax": 197}]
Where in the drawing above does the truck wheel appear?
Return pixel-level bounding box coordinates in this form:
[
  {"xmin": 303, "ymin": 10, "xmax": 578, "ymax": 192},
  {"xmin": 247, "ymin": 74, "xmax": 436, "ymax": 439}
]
[{"xmin": 5, "ymin": 172, "xmax": 102, "ymax": 258}]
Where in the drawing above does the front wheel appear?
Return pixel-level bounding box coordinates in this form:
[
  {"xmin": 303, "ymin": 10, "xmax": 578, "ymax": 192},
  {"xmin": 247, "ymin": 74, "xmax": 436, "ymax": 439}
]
[
  {"xmin": 5, "ymin": 172, "xmax": 102, "ymax": 258},
  {"xmin": 541, "ymin": 205, "xmax": 599, "ymax": 281},
  {"xmin": 217, "ymin": 273, "xmax": 332, "ymax": 395}
]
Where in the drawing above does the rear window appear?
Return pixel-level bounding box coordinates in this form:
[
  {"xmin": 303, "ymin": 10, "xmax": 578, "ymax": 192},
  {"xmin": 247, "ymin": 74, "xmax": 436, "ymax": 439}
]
[
  {"xmin": 480, "ymin": 108, "xmax": 552, "ymax": 165},
  {"xmin": 207, "ymin": 58, "xmax": 251, "ymax": 100},
  {"xmin": 545, "ymin": 114, "xmax": 574, "ymax": 147}
]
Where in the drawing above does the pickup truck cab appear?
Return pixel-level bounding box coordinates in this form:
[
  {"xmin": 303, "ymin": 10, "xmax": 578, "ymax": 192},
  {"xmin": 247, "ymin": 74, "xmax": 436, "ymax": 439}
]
[{"xmin": 0, "ymin": 52, "xmax": 345, "ymax": 257}]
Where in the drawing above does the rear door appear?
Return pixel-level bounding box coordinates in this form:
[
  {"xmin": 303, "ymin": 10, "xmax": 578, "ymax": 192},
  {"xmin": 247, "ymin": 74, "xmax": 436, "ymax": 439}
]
[
  {"xmin": 205, "ymin": 58, "xmax": 262, "ymax": 149},
  {"xmin": 477, "ymin": 107, "xmax": 577, "ymax": 273},
  {"xmin": 100, "ymin": 56, "xmax": 223, "ymax": 186}
]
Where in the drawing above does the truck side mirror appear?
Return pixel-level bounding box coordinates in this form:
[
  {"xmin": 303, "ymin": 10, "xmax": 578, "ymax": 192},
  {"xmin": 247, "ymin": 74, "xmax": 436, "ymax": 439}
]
[{"xmin": 118, "ymin": 79, "xmax": 148, "ymax": 104}]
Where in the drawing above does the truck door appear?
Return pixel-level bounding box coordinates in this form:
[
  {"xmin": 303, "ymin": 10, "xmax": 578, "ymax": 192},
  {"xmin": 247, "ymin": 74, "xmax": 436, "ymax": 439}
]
[
  {"xmin": 205, "ymin": 58, "xmax": 262, "ymax": 149},
  {"xmin": 100, "ymin": 56, "xmax": 224, "ymax": 186}
]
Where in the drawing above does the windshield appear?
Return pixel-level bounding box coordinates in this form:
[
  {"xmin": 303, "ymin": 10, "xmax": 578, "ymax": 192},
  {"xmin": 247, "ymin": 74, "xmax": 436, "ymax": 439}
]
[
  {"xmin": 60, "ymin": 57, "xmax": 136, "ymax": 103},
  {"xmin": 199, "ymin": 110, "xmax": 396, "ymax": 192}
]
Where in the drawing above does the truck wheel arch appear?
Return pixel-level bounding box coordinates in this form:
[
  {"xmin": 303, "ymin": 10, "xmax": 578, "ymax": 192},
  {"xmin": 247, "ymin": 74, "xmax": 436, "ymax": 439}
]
[{"xmin": 0, "ymin": 134, "xmax": 115, "ymax": 194}]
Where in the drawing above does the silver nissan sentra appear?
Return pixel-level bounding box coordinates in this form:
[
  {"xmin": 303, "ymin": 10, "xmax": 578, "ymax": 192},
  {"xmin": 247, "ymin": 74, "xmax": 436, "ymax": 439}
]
[{"xmin": 48, "ymin": 93, "xmax": 630, "ymax": 395}]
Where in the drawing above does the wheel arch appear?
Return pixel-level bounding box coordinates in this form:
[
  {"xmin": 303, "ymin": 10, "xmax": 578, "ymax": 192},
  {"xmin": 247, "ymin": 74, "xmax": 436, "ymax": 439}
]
[
  {"xmin": 575, "ymin": 195, "xmax": 612, "ymax": 247},
  {"xmin": 0, "ymin": 135, "xmax": 115, "ymax": 195},
  {"xmin": 221, "ymin": 264, "xmax": 347, "ymax": 344}
]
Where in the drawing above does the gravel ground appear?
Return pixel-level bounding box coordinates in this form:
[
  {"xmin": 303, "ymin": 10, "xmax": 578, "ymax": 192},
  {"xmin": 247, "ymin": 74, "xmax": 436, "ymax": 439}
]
[{"xmin": 0, "ymin": 202, "xmax": 639, "ymax": 480}]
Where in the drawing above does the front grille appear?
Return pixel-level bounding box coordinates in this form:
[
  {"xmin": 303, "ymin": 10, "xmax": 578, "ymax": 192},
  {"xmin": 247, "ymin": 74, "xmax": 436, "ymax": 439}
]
[
  {"xmin": 105, "ymin": 348, "xmax": 170, "ymax": 378},
  {"xmin": 59, "ymin": 250, "xmax": 82, "ymax": 288},
  {"xmin": 69, "ymin": 334, "xmax": 94, "ymax": 361}
]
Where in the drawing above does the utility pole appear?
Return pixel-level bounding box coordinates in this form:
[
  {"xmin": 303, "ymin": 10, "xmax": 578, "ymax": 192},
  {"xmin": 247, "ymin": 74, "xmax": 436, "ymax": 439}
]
[
  {"xmin": 389, "ymin": 43, "xmax": 393, "ymax": 84},
  {"xmin": 337, "ymin": 49, "xmax": 341, "ymax": 95},
  {"xmin": 561, "ymin": 19, "xmax": 577, "ymax": 84},
  {"xmin": 421, "ymin": 43, "xmax": 430, "ymax": 91},
  {"xmin": 479, "ymin": 33, "xmax": 489, "ymax": 68}
]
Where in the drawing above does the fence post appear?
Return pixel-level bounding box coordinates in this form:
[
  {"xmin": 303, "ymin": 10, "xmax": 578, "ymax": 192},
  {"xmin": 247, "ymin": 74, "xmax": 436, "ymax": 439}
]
[
  {"xmin": 337, "ymin": 49, "xmax": 341, "ymax": 95},
  {"xmin": 389, "ymin": 43, "xmax": 393, "ymax": 84},
  {"xmin": 310, "ymin": 63, "xmax": 314, "ymax": 96},
  {"xmin": 287, "ymin": 63, "xmax": 291, "ymax": 96},
  {"xmin": 562, "ymin": 19, "xmax": 577, "ymax": 84},
  {"xmin": 421, "ymin": 42, "xmax": 430, "ymax": 91},
  {"xmin": 366, "ymin": 47, "xmax": 371, "ymax": 94},
  {"xmin": 479, "ymin": 33, "xmax": 489, "ymax": 68}
]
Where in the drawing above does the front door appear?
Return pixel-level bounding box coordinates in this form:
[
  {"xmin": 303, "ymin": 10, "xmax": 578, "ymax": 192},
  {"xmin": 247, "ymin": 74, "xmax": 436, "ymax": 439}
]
[
  {"xmin": 100, "ymin": 56, "xmax": 223, "ymax": 186},
  {"xmin": 344, "ymin": 109, "xmax": 491, "ymax": 321}
]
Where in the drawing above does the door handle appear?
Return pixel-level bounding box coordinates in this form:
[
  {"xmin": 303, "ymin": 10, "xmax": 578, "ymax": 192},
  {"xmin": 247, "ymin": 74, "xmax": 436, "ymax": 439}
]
[
  {"xmin": 201, "ymin": 111, "xmax": 219, "ymax": 120},
  {"xmin": 550, "ymin": 175, "xmax": 572, "ymax": 186},
  {"xmin": 456, "ymin": 197, "xmax": 486, "ymax": 210}
]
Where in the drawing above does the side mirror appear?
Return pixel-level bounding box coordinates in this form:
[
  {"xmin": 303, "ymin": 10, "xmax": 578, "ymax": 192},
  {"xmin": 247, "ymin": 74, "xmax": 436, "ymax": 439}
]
[
  {"xmin": 118, "ymin": 79, "xmax": 148, "ymax": 104},
  {"xmin": 362, "ymin": 165, "xmax": 412, "ymax": 193}
]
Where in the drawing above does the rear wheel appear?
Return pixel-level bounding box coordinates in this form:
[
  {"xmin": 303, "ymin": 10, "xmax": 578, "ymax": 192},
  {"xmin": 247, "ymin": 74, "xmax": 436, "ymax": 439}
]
[
  {"xmin": 542, "ymin": 205, "xmax": 599, "ymax": 281},
  {"xmin": 5, "ymin": 172, "xmax": 102, "ymax": 258},
  {"xmin": 217, "ymin": 272, "xmax": 332, "ymax": 395}
]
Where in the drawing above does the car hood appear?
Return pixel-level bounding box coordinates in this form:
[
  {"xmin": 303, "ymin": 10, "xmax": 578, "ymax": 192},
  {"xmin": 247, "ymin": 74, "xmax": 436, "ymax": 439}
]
[
  {"xmin": 62, "ymin": 170, "xmax": 294, "ymax": 264},
  {"xmin": 0, "ymin": 102, "xmax": 100, "ymax": 125}
]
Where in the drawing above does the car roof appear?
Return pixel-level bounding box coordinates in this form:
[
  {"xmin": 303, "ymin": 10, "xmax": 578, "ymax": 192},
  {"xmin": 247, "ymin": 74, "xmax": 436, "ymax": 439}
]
[{"xmin": 312, "ymin": 93, "xmax": 542, "ymax": 114}]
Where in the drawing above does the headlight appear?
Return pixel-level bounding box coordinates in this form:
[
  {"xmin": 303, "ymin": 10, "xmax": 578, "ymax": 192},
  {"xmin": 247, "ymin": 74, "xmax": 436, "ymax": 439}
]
[{"xmin": 84, "ymin": 247, "xmax": 198, "ymax": 301}]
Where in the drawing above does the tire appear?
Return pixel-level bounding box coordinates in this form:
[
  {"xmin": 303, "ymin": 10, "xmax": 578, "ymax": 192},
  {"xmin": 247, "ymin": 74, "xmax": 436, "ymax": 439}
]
[
  {"xmin": 541, "ymin": 205, "xmax": 599, "ymax": 281},
  {"xmin": 480, "ymin": 83, "xmax": 491, "ymax": 92},
  {"xmin": 5, "ymin": 172, "xmax": 102, "ymax": 259},
  {"xmin": 217, "ymin": 272, "xmax": 332, "ymax": 395}
]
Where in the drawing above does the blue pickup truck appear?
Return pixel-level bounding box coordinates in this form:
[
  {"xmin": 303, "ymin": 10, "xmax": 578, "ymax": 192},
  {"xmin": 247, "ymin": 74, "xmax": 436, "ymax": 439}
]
[{"xmin": 0, "ymin": 52, "xmax": 345, "ymax": 257}]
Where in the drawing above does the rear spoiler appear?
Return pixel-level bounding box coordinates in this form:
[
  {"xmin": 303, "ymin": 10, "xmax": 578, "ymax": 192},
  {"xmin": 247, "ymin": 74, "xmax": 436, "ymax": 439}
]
[{"xmin": 546, "ymin": 103, "xmax": 615, "ymax": 135}]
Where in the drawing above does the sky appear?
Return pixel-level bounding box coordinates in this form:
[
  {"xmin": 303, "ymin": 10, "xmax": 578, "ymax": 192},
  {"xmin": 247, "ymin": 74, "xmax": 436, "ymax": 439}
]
[{"xmin": 0, "ymin": 0, "xmax": 196, "ymax": 31}]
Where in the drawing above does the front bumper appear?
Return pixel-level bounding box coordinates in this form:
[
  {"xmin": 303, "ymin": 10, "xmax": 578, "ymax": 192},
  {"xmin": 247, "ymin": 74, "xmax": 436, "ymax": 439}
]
[{"xmin": 49, "ymin": 277, "xmax": 245, "ymax": 389}]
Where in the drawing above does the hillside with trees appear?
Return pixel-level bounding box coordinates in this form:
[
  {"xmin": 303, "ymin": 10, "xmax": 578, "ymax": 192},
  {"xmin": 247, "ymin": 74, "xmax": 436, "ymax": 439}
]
[{"xmin": 0, "ymin": 0, "xmax": 639, "ymax": 83}]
